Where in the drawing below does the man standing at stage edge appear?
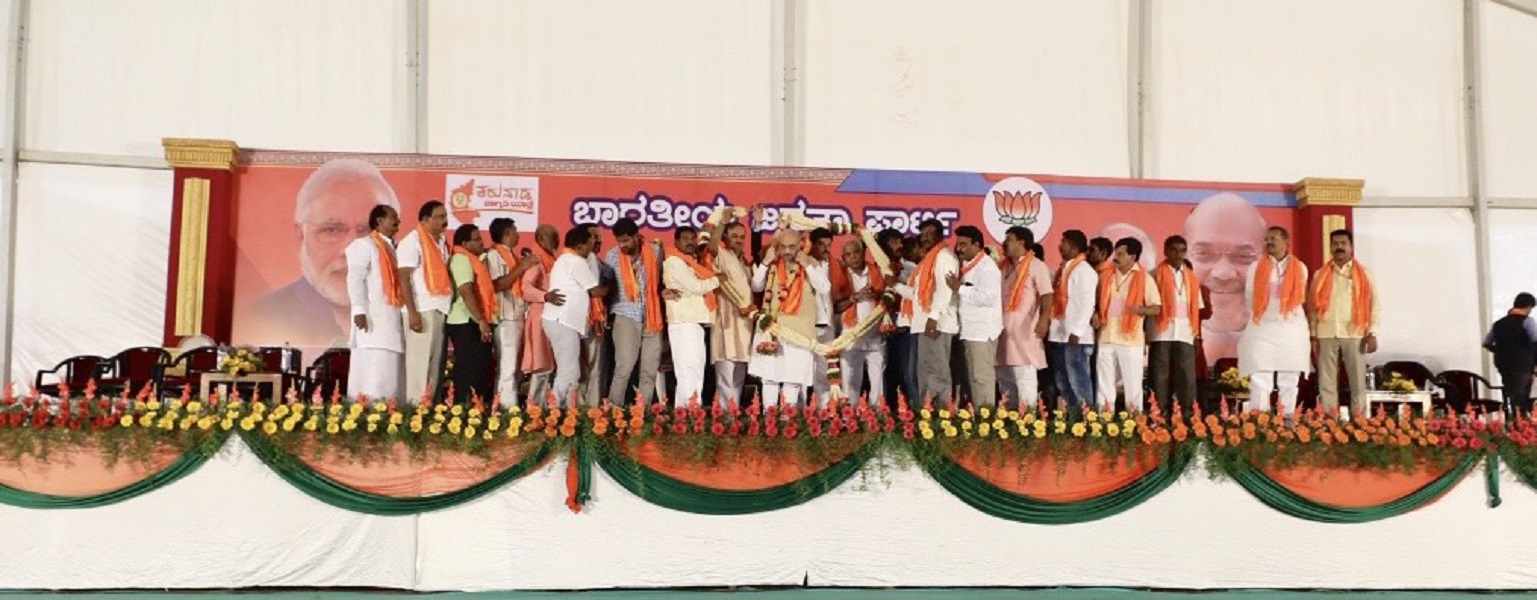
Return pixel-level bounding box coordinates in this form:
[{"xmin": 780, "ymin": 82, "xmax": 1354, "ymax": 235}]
[
  {"xmin": 893, "ymin": 219, "xmax": 960, "ymax": 403},
  {"xmin": 396, "ymin": 201, "xmax": 451, "ymax": 402},
  {"xmin": 1309, "ymin": 229, "xmax": 1379, "ymax": 416},
  {"xmin": 344, "ymin": 205, "xmax": 405, "ymax": 400},
  {"xmin": 606, "ymin": 218, "xmax": 664, "ymax": 405},
  {"xmin": 662, "ymin": 226, "xmax": 720, "ymax": 405},
  {"xmin": 1149, "ymin": 235, "xmax": 1204, "ymax": 413},
  {"xmin": 1239, "ymin": 226, "xmax": 1311, "ymax": 415},
  {"xmin": 948, "ymin": 226, "xmax": 1002, "ymax": 407}
]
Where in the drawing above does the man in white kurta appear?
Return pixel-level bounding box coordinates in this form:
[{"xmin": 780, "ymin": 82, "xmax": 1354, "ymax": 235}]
[
  {"xmin": 1238, "ymin": 227, "xmax": 1312, "ymax": 415},
  {"xmin": 892, "ymin": 220, "xmax": 960, "ymax": 403},
  {"xmin": 950, "ymin": 226, "xmax": 1003, "ymax": 407},
  {"xmin": 345, "ymin": 205, "xmax": 405, "ymax": 400},
  {"xmin": 806, "ymin": 228, "xmax": 837, "ymax": 406},
  {"xmin": 750, "ymin": 229, "xmax": 831, "ymax": 407},
  {"xmin": 662, "ymin": 227, "xmax": 720, "ymax": 406},
  {"xmin": 485, "ymin": 218, "xmax": 537, "ymax": 407},
  {"xmin": 833, "ymin": 239, "xmax": 886, "ymax": 405}
]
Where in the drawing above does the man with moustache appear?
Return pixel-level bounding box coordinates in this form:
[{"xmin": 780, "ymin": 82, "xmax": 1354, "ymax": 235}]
[
  {"xmin": 892, "ymin": 219, "xmax": 960, "ymax": 403},
  {"xmin": 1148, "ymin": 236, "xmax": 1205, "ymax": 412},
  {"xmin": 807, "ymin": 228, "xmax": 837, "ymax": 406},
  {"xmin": 875, "ymin": 228, "xmax": 910, "ymax": 406},
  {"xmin": 1309, "ymin": 229, "xmax": 1379, "ymax": 416},
  {"xmin": 1048, "ymin": 230, "xmax": 1098, "ymax": 409},
  {"xmin": 1239, "ymin": 226, "xmax": 1311, "ymax": 415},
  {"xmin": 995, "ymin": 226, "xmax": 1053, "ymax": 408},
  {"xmin": 708, "ymin": 216, "xmax": 756, "ymax": 405},
  {"xmin": 1184, "ymin": 193, "xmax": 1267, "ymax": 366},
  {"xmin": 397, "ymin": 200, "xmax": 452, "ymax": 402},
  {"xmin": 484, "ymin": 218, "xmax": 540, "ymax": 406},
  {"xmin": 344, "ymin": 204, "xmax": 405, "ymax": 400},
  {"xmin": 253, "ymin": 159, "xmax": 402, "ymax": 348}
]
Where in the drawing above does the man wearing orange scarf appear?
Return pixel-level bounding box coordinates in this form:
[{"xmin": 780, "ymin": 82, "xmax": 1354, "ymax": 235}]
[
  {"xmin": 344, "ymin": 205, "xmax": 405, "ymax": 400},
  {"xmin": 831, "ymin": 238, "xmax": 886, "ymax": 405},
  {"xmin": 949, "ymin": 226, "xmax": 1004, "ymax": 407},
  {"xmin": 445, "ymin": 224, "xmax": 497, "ymax": 403},
  {"xmin": 661, "ymin": 226, "xmax": 721, "ymax": 406},
  {"xmin": 484, "ymin": 218, "xmax": 540, "ymax": 407},
  {"xmin": 1094, "ymin": 238, "xmax": 1162, "ymax": 412},
  {"xmin": 543, "ymin": 226, "xmax": 610, "ymax": 406},
  {"xmin": 892, "ymin": 219, "xmax": 960, "ymax": 403},
  {"xmin": 1238, "ymin": 226, "xmax": 1312, "ymax": 415},
  {"xmin": 709, "ymin": 218, "xmax": 756, "ymax": 405},
  {"xmin": 1048, "ymin": 230, "xmax": 1098, "ymax": 409},
  {"xmin": 995, "ymin": 226, "xmax": 1053, "ymax": 409},
  {"xmin": 604, "ymin": 218, "xmax": 663, "ymax": 405},
  {"xmin": 1309, "ymin": 229, "xmax": 1379, "ymax": 416},
  {"xmin": 749, "ymin": 228, "xmax": 829, "ymax": 406},
  {"xmin": 1148, "ymin": 235, "xmax": 1206, "ymax": 413},
  {"xmin": 397, "ymin": 201, "xmax": 451, "ymax": 403}
]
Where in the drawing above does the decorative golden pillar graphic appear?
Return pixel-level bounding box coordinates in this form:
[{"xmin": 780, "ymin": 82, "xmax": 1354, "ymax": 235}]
[
  {"xmin": 1293, "ymin": 178, "xmax": 1363, "ymax": 268},
  {"xmin": 161, "ymin": 138, "xmax": 240, "ymax": 346}
]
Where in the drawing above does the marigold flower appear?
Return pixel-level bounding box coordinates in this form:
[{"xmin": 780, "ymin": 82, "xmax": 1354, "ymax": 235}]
[{"xmin": 1071, "ymin": 423, "xmax": 1087, "ymax": 437}]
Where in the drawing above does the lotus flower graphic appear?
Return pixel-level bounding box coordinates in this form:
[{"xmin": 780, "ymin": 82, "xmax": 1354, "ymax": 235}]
[{"xmin": 993, "ymin": 190, "xmax": 1041, "ymax": 227}]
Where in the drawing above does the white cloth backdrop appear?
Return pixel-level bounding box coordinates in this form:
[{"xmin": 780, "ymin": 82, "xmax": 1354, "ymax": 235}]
[
  {"xmin": 2, "ymin": 436, "xmax": 1536, "ymax": 591},
  {"xmin": 800, "ymin": 0, "xmax": 1131, "ymax": 176},
  {"xmin": 1149, "ymin": 0, "xmax": 1465, "ymax": 198},
  {"xmin": 1482, "ymin": 1, "xmax": 1537, "ymax": 200},
  {"xmin": 1353, "ymin": 207, "xmax": 1482, "ymax": 373},
  {"xmin": 9, "ymin": 163, "xmax": 171, "ymax": 384}
]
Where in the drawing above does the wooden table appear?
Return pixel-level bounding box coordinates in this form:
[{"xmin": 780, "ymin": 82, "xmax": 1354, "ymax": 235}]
[
  {"xmin": 1364, "ymin": 391, "xmax": 1432, "ymax": 417},
  {"xmin": 200, "ymin": 372, "xmax": 285, "ymax": 402}
]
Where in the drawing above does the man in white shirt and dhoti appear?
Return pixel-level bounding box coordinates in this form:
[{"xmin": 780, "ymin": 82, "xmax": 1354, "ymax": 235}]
[
  {"xmin": 1239, "ymin": 226, "xmax": 1312, "ymax": 415},
  {"xmin": 345, "ymin": 205, "xmax": 405, "ymax": 400},
  {"xmin": 831, "ymin": 238, "xmax": 887, "ymax": 404},
  {"xmin": 750, "ymin": 228, "xmax": 830, "ymax": 407},
  {"xmin": 662, "ymin": 226, "xmax": 721, "ymax": 406},
  {"xmin": 708, "ymin": 218, "xmax": 755, "ymax": 405}
]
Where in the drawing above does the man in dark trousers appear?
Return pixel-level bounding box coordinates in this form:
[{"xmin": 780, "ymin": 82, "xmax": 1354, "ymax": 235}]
[{"xmin": 1484, "ymin": 293, "xmax": 1537, "ymax": 416}]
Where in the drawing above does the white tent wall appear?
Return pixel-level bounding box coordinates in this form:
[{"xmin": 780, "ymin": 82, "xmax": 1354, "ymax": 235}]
[
  {"xmin": 1147, "ymin": 0, "xmax": 1466, "ymax": 198},
  {"xmin": 4, "ymin": 0, "xmax": 1536, "ymax": 384},
  {"xmin": 425, "ymin": 0, "xmax": 776, "ymax": 165},
  {"xmin": 1482, "ymin": 1, "xmax": 1537, "ymax": 199},
  {"xmin": 798, "ymin": 0, "xmax": 1132, "ymax": 176}
]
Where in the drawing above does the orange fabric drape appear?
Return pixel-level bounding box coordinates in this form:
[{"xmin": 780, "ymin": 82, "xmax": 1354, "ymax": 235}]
[
  {"xmin": 1003, "ymin": 252, "xmax": 1035, "ymax": 313},
  {"xmin": 901, "ymin": 244, "xmax": 946, "ymax": 319},
  {"xmin": 370, "ymin": 232, "xmax": 404, "ymax": 307},
  {"xmin": 1154, "ymin": 263, "xmax": 1200, "ymax": 336},
  {"xmin": 664, "ymin": 246, "xmax": 719, "ymax": 312},
  {"xmin": 453, "ymin": 247, "xmax": 498, "ymax": 320},
  {"xmin": 624, "ymin": 440, "xmax": 854, "ymax": 491},
  {"xmin": 300, "ymin": 441, "xmax": 547, "ymax": 498},
  {"xmin": 1313, "ymin": 260, "xmax": 1373, "ymax": 334},
  {"xmin": 770, "ymin": 259, "xmax": 808, "ymax": 316},
  {"xmin": 415, "ymin": 225, "xmax": 453, "ymax": 297},
  {"xmin": 0, "ymin": 446, "xmax": 184, "ymax": 496},
  {"xmin": 1051, "ymin": 256, "xmax": 1086, "ymax": 318},
  {"xmin": 617, "ymin": 246, "xmax": 664, "ymax": 332},
  {"xmin": 831, "ymin": 256, "xmax": 885, "ymax": 327},
  {"xmin": 1260, "ymin": 465, "xmax": 1455, "ymax": 508},
  {"xmin": 1097, "ymin": 266, "xmax": 1148, "ymax": 336},
  {"xmin": 951, "ymin": 447, "xmax": 1161, "ymax": 503},
  {"xmin": 1252, "ymin": 255, "xmax": 1306, "ymax": 323}
]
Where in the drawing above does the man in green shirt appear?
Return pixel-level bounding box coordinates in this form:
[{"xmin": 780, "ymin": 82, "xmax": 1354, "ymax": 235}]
[{"xmin": 446, "ymin": 224, "xmax": 497, "ymax": 403}]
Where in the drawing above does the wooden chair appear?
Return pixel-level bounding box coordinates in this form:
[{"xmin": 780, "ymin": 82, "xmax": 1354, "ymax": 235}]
[
  {"xmin": 157, "ymin": 347, "xmax": 220, "ymax": 398},
  {"xmin": 35, "ymin": 355, "xmax": 110, "ymax": 398},
  {"xmin": 1437, "ymin": 369, "xmax": 1505, "ymax": 416},
  {"xmin": 303, "ymin": 349, "xmax": 351, "ymax": 400},
  {"xmin": 97, "ymin": 347, "xmax": 171, "ymax": 397}
]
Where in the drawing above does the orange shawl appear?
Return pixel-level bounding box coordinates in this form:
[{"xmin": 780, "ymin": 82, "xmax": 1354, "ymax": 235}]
[
  {"xmin": 1003, "ymin": 252, "xmax": 1035, "ymax": 313},
  {"xmin": 1252, "ymin": 255, "xmax": 1306, "ymax": 323},
  {"xmin": 1313, "ymin": 260, "xmax": 1373, "ymax": 334},
  {"xmin": 617, "ymin": 245, "xmax": 663, "ymax": 332},
  {"xmin": 370, "ymin": 232, "xmax": 403, "ymax": 307},
  {"xmin": 901, "ymin": 244, "xmax": 946, "ymax": 319},
  {"xmin": 452, "ymin": 247, "xmax": 497, "ymax": 321},
  {"xmin": 415, "ymin": 225, "xmax": 452, "ymax": 297},
  {"xmin": 515, "ymin": 244, "xmax": 555, "ymax": 298},
  {"xmin": 1154, "ymin": 263, "xmax": 1200, "ymax": 336},
  {"xmin": 1051, "ymin": 256, "xmax": 1086, "ymax": 319},
  {"xmin": 770, "ymin": 259, "xmax": 808, "ymax": 316},
  {"xmin": 1098, "ymin": 266, "xmax": 1148, "ymax": 336},
  {"xmin": 830, "ymin": 256, "xmax": 885, "ymax": 327},
  {"xmin": 664, "ymin": 246, "xmax": 719, "ymax": 312}
]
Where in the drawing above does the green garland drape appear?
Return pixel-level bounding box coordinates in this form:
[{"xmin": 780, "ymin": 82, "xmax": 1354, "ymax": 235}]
[
  {"xmin": 591, "ymin": 440, "xmax": 873, "ymax": 515},
  {"xmin": 920, "ymin": 445, "xmax": 1194, "ymax": 525},
  {"xmin": 237, "ymin": 431, "xmax": 556, "ymax": 516},
  {"xmin": 0, "ymin": 431, "xmax": 230, "ymax": 509},
  {"xmin": 1223, "ymin": 454, "xmax": 1479, "ymax": 523}
]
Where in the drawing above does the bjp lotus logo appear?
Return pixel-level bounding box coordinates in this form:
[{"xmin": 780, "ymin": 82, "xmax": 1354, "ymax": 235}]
[{"xmin": 981, "ymin": 176, "xmax": 1053, "ymax": 245}]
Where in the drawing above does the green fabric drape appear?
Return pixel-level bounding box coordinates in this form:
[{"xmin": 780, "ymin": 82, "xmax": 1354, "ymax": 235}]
[
  {"xmin": 0, "ymin": 431, "xmax": 229, "ymax": 509},
  {"xmin": 1224, "ymin": 455, "xmax": 1479, "ymax": 523},
  {"xmin": 1486, "ymin": 453, "xmax": 1502, "ymax": 508},
  {"xmin": 920, "ymin": 445, "xmax": 1194, "ymax": 524},
  {"xmin": 592, "ymin": 442, "xmax": 873, "ymax": 515},
  {"xmin": 238, "ymin": 431, "xmax": 555, "ymax": 516}
]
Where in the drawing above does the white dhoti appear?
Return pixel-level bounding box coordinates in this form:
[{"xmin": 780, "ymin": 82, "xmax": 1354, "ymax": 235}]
[
  {"xmin": 749, "ymin": 331, "xmax": 814, "ymax": 407},
  {"xmin": 1096, "ymin": 343, "xmax": 1146, "ymax": 412},
  {"xmin": 668, "ymin": 322, "xmax": 708, "ymax": 406},
  {"xmin": 1239, "ymin": 317, "xmax": 1310, "ymax": 415},
  {"xmin": 996, "ymin": 365, "xmax": 1038, "ymax": 409},
  {"xmin": 495, "ymin": 319, "xmax": 523, "ymax": 407},
  {"xmin": 839, "ymin": 347, "xmax": 885, "ymax": 406},
  {"xmin": 811, "ymin": 325, "xmax": 835, "ymax": 406},
  {"xmin": 347, "ymin": 348, "xmax": 404, "ymax": 400}
]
